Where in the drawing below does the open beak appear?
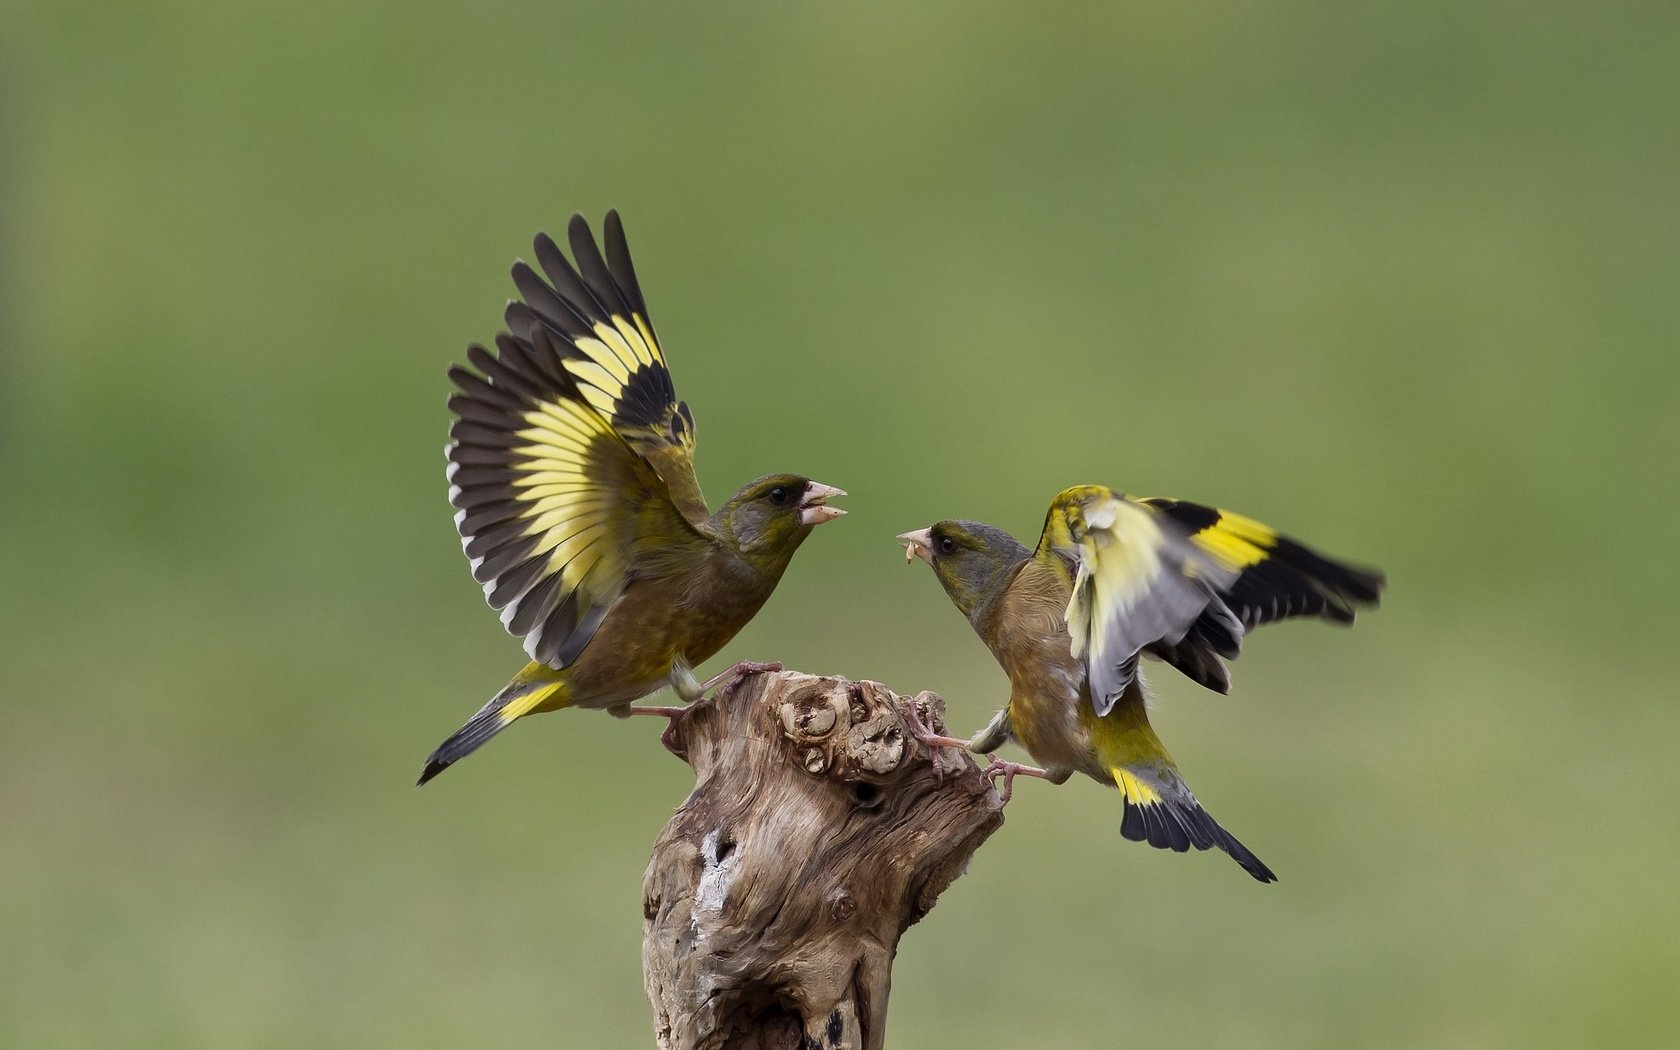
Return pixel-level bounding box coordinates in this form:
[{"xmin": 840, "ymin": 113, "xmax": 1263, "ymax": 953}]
[
  {"xmin": 799, "ymin": 482, "xmax": 847, "ymax": 526},
  {"xmin": 898, "ymin": 527, "xmax": 934, "ymax": 565}
]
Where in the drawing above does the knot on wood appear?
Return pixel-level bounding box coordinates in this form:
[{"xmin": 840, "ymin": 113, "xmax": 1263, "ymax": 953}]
[{"xmin": 777, "ymin": 678, "xmax": 911, "ymax": 782}]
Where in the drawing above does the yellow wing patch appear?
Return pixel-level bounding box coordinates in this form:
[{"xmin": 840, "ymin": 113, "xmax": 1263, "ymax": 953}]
[
  {"xmin": 449, "ymin": 390, "xmax": 646, "ymax": 667},
  {"xmin": 509, "ymin": 214, "xmax": 710, "ymax": 528},
  {"xmin": 448, "ymin": 348, "xmax": 681, "ymax": 668},
  {"xmin": 510, "ymin": 402, "xmax": 619, "ymax": 581},
  {"xmin": 562, "ymin": 315, "xmax": 671, "ymax": 422},
  {"xmin": 1189, "ymin": 510, "xmax": 1278, "ymax": 572}
]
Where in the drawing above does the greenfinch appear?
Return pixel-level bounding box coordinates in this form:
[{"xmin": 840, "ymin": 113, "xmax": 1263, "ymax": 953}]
[
  {"xmin": 418, "ymin": 212, "xmax": 845, "ymax": 785},
  {"xmin": 899, "ymin": 485, "xmax": 1383, "ymax": 881}
]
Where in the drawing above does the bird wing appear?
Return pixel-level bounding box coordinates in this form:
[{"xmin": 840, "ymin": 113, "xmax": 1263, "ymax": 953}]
[
  {"xmin": 505, "ymin": 211, "xmax": 711, "ymax": 529},
  {"xmin": 1140, "ymin": 498, "xmax": 1386, "ymax": 628},
  {"xmin": 1137, "ymin": 498, "xmax": 1386, "ymax": 693},
  {"xmin": 446, "ymin": 214, "xmax": 707, "ymax": 669},
  {"xmin": 1052, "ymin": 490, "xmax": 1243, "ymax": 717}
]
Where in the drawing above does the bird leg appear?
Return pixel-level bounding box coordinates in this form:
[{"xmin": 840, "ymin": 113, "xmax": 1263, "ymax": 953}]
[
  {"xmin": 900, "ymin": 700, "xmax": 974, "ymax": 782},
  {"xmin": 979, "ymin": 755, "xmax": 1051, "ymax": 804},
  {"xmin": 669, "ymin": 659, "xmax": 782, "ymax": 704},
  {"xmin": 625, "ymin": 705, "xmax": 687, "ymax": 719},
  {"xmin": 699, "ymin": 660, "xmax": 784, "ymax": 699},
  {"xmin": 623, "ymin": 704, "xmax": 689, "ymax": 752},
  {"xmin": 659, "ymin": 662, "xmax": 785, "ymax": 755}
]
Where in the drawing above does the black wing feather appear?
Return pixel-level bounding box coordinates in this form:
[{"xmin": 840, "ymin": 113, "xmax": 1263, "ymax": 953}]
[{"xmin": 1143, "ymin": 497, "xmax": 1385, "ymax": 693}]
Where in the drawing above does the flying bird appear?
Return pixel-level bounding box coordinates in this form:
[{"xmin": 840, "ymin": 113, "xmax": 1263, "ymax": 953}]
[
  {"xmin": 418, "ymin": 212, "xmax": 845, "ymax": 785},
  {"xmin": 899, "ymin": 485, "xmax": 1383, "ymax": 881}
]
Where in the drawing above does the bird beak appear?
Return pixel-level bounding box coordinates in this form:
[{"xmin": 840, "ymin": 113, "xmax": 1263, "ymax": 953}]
[
  {"xmin": 799, "ymin": 482, "xmax": 847, "ymax": 526},
  {"xmin": 898, "ymin": 528, "xmax": 934, "ymax": 565}
]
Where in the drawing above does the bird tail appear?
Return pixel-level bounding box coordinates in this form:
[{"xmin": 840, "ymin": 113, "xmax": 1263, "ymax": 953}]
[
  {"xmin": 1094, "ymin": 688, "xmax": 1276, "ymax": 883},
  {"xmin": 1110, "ymin": 764, "xmax": 1277, "ymax": 883},
  {"xmin": 417, "ymin": 665, "xmax": 569, "ymax": 785}
]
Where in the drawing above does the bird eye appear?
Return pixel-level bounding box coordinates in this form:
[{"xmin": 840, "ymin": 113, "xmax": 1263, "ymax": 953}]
[
  {"xmin": 768, "ymin": 485, "xmax": 791, "ymax": 505},
  {"xmin": 937, "ymin": 535, "xmax": 957, "ymax": 555}
]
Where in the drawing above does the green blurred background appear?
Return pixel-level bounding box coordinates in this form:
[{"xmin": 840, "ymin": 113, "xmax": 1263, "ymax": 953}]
[{"xmin": 5, "ymin": 2, "xmax": 1677, "ymax": 1046}]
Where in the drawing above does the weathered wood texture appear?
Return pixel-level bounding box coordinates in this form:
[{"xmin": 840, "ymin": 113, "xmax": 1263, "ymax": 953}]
[{"xmin": 642, "ymin": 669, "xmax": 1002, "ymax": 1050}]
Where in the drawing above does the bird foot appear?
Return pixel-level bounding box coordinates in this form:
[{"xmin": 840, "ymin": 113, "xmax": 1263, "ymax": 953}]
[
  {"xmin": 980, "ymin": 754, "xmax": 1050, "ymax": 804},
  {"xmin": 700, "ymin": 660, "xmax": 784, "ymax": 699},
  {"xmin": 625, "ymin": 705, "xmax": 689, "ymax": 753},
  {"xmin": 901, "ymin": 700, "xmax": 973, "ymax": 783}
]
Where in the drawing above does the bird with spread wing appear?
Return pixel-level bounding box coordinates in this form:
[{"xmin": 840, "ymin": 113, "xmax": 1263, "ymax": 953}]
[
  {"xmin": 418, "ymin": 212, "xmax": 845, "ymax": 785},
  {"xmin": 899, "ymin": 485, "xmax": 1383, "ymax": 881}
]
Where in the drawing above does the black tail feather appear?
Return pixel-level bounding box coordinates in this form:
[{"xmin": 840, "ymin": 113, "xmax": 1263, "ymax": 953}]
[
  {"xmin": 416, "ymin": 680, "xmax": 543, "ymax": 786},
  {"xmin": 417, "ymin": 705, "xmax": 513, "ymax": 786},
  {"xmin": 1120, "ymin": 796, "xmax": 1277, "ymax": 884}
]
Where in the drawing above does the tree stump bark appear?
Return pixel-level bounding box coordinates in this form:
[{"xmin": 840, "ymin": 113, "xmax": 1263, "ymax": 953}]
[{"xmin": 642, "ymin": 668, "xmax": 1003, "ymax": 1050}]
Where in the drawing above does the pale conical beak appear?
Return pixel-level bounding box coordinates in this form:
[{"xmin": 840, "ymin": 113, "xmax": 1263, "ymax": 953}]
[
  {"xmin": 799, "ymin": 482, "xmax": 847, "ymax": 526},
  {"xmin": 898, "ymin": 528, "xmax": 934, "ymax": 565}
]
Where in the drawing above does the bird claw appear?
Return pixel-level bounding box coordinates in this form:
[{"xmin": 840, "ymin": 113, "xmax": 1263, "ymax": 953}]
[
  {"xmin": 901, "ymin": 701, "xmax": 970, "ymax": 783},
  {"xmin": 659, "ymin": 715, "xmax": 686, "ymax": 757},
  {"xmin": 980, "ymin": 754, "xmax": 1047, "ymax": 805}
]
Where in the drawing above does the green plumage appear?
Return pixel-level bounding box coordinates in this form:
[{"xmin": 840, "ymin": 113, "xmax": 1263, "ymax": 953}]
[
  {"xmin": 419, "ymin": 214, "xmax": 845, "ymax": 785},
  {"xmin": 901, "ymin": 486, "xmax": 1384, "ymax": 881}
]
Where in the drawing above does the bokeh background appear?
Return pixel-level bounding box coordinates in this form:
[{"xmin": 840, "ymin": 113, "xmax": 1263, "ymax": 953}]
[{"xmin": 6, "ymin": 2, "xmax": 1678, "ymax": 1046}]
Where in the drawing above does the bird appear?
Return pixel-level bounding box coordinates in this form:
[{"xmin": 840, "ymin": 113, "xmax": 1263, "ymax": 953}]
[
  {"xmin": 417, "ymin": 211, "xmax": 846, "ymax": 785},
  {"xmin": 898, "ymin": 484, "xmax": 1384, "ymax": 881}
]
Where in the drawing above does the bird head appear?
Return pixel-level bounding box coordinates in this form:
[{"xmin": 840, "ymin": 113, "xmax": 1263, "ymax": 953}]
[
  {"xmin": 718, "ymin": 474, "xmax": 846, "ymax": 559},
  {"xmin": 898, "ymin": 520, "xmax": 1030, "ymax": 619}
]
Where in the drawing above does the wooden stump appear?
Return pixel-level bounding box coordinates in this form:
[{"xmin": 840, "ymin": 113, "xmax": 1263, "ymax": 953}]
[{"xmin": 642, "ymin": 668, "xmax": 1003, "ymax": 1050}]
